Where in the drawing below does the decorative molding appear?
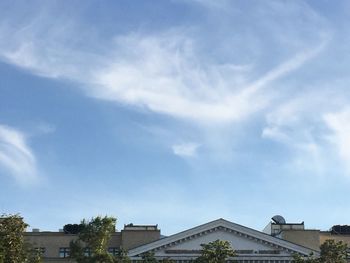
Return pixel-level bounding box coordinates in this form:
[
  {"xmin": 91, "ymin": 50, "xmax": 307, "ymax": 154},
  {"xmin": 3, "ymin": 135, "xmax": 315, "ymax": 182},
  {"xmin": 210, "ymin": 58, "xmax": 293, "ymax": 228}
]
[{"xmin": 128, "ymin": 218, "xmax": 319, "ymax": 258}]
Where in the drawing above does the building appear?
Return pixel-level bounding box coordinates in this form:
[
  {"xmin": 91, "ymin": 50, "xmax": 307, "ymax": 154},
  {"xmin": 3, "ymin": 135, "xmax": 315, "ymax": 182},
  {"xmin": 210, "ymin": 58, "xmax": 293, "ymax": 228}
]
[
  {"xmin": 25, "ymin": 218, "xmax": 319, "ymax": 263},
  {"xmin": 128, "ymin": 218, "xmax": 317, "ymax": 262},
  {"xmin": 263, "ymin": 215, "xmax": 350, "ymax": 251},
  {"xmin": 25, "ymin": 224, "xmax": 161, "ymax": 262}
]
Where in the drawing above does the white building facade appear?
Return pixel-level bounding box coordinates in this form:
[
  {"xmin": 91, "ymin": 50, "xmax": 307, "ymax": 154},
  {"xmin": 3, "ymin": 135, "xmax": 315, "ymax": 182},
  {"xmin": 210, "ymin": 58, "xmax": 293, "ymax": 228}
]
[{"xmin": 128, "ymin": 219, "xmax": 318, "ymax": 263}]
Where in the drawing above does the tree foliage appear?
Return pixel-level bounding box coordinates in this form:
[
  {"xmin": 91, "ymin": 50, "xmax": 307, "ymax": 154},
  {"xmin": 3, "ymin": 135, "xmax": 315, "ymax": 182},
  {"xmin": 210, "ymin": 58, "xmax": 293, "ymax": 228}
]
[
  {"xmin": 0, "ymin": 214, "xmax": 41, "ymax": 263},
  {"xmin": 159, "ymin": 258, "xmax": 174, "ymax": 263},
  {"xmin": 63, "ymin": 224, "xmax": 84, "ymax": 234},
  {"xmin": 292, "ymin": 239, "xmax": 348, "ymax": 263},
  {"xmin": 319, "ymin": 240, "xmax": 348, "ymax": 263},
  {"xmin": 195, "ymin": 240, "xmax": 236, "ymax": 263},
  {"xmin": 139, "ymin": 251, "xmax": 175, "ymax": 263},
  {"xmin": 114, "ymin": 249, "xmax": 131, "ymax": 263},
  {"xmin": 292, "ymin": 253, "xmax": 318, "ymax": 263},
  {"xmin": 70, "ymin": 216, "xmax": 124, "ymax": 263},
  {"xmin": 141, "ymin": 251, "xmax": 158, "ymax": 263}
]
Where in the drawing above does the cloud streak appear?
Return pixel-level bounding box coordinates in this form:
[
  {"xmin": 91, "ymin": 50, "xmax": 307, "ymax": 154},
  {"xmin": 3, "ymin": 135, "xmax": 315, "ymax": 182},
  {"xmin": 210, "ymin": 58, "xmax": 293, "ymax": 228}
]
[
  {"xmin": 172, "ymin": 142, "xmax": 200, "ymax": 157},
  {"xmin": 92, "ymin": 34, "xmax": 328, "ymax": 124},
  {"xmin": 0, "ymin": 32, "xmax": 327, "ymax": 124},
  {"xmin": 0, "ymin": 1, "xmax": 329, "ymax": 125},
  {"xmin": 324, "ymin": 109, "xmax": 350, "ymax": 171},
  {"xmin": 0, "ymin": 0, "xmax": 342, "ymax": 180},
  {"xmin": 0, "ymin": 125, "xmax": 38, "ymax": 184}
]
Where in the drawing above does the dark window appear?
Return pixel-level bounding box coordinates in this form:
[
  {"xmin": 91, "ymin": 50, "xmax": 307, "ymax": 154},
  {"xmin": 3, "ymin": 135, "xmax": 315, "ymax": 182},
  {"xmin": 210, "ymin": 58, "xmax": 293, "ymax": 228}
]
[
  {"xmin": 108, "ymin": 247, "xmax": 119, "ymax": 256},
  {"xmin": 59, "ymin": 247, "xmax": 70, "ymax": 258}
]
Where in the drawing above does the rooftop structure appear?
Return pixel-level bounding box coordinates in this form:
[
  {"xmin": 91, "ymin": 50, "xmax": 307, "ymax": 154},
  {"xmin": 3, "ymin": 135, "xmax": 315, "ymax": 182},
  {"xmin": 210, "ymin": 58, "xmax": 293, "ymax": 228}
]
[{"xmin": 263, "ymin": 215, "xmax": 350, "ymax": 251}]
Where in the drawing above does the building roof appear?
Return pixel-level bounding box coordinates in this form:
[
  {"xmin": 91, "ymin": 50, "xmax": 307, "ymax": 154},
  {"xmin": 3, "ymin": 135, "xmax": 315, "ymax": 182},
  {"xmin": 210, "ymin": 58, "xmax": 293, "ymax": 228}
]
[{"xmin": 128, "ymin": 218, "xmax": 319, "ymax": 258}]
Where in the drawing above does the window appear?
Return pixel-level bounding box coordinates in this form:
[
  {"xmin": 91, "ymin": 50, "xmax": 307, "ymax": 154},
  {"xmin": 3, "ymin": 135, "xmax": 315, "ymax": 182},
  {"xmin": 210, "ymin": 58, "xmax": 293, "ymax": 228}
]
[
  {"xmin": 59, "ymin": 247, "xmax": 70, "ymax": 258},
  {"xmin": 108, "ymin": 247, "xmax": 120, "ymax": 256}
]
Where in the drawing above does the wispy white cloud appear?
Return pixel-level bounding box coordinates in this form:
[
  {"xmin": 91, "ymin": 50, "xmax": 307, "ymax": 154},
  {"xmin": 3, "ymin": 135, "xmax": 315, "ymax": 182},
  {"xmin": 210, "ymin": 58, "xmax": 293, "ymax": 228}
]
[
  {"xmin": 324, "ymin": 109, "xmax": 350, "ymax": 170},
  {"xmin": 172, "ymin": 142, "xmax": 200, "ymax": 157},
  {"xmin": 0, "ymin": 1, "xmax": 338, "ymax": 177},
  {"xmin": 262, "ymin": 98, "xmax": 308, "ymax": 144},
  {"xmin": 262, "ymin": 126, "xmax": 290, "ymax": 144},
  {"xmin": 261, "ymin": 94, "xmax": 334, "ymax": 176},
  {"xmin": 0, "ymin": 124, "xmax": 38, "ymax": 185},
  {"xmin": 91, "ymin": 33, "xmax": 328, "ymax": 124},
  {"xmin": 0, "ymin": 1, "xmax": 329, "ymax": 125},
  {"xmin": 0, "ymin": 32, "xmax": 327, "ymax": 124}
]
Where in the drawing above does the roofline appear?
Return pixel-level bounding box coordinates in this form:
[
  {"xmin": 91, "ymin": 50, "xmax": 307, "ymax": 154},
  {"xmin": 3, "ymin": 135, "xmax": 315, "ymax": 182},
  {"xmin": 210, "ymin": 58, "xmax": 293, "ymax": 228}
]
[
  {"xmin": 128, "ymin": 218, "xmax": 319, "ymax": 257},
  {"xmin": 271, "ymin": 223, "xmax": 304, "ymax": 225}
]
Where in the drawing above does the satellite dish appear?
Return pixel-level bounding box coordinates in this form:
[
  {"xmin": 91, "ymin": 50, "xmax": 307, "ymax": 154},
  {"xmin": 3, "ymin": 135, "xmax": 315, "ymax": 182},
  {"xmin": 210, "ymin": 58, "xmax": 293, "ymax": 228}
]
[{"xmin": 272, "ymin": 215, "xmax": 286, "ymax": 224}]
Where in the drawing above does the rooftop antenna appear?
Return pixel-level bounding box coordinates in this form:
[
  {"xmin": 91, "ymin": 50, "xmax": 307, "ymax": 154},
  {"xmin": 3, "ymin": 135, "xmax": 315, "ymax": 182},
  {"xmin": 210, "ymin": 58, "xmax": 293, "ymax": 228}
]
[{"xmin": 272, "ymin": 215, "xmax": 286, "ymax": 224}]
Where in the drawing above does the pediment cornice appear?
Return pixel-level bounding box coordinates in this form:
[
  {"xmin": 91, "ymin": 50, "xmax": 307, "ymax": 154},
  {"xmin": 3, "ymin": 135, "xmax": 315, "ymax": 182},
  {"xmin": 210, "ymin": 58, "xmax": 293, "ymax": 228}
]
[{"xmin": 128, "ymin": 218, "xmax": 318, "ymax": 257}]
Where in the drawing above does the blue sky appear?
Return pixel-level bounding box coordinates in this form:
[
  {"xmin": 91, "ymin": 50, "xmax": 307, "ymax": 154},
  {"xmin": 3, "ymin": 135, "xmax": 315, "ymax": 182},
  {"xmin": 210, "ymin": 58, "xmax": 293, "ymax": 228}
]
[{"xmin": 1, "ymin": 0, "xmax": 350, "ymax": 235}]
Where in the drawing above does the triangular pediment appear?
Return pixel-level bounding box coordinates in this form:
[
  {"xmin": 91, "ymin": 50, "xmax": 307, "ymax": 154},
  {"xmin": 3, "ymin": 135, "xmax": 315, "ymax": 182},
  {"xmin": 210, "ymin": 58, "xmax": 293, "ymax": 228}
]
[{"xmin": 128, "ymin": 219, "xmax": 318, "ymax": 260}]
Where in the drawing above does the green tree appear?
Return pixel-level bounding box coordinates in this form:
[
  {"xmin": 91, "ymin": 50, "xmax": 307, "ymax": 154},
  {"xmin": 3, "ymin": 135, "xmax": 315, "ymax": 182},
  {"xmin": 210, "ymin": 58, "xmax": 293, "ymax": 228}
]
[
  {"xmin": 292, "ymin": 239, "xmax": 349, "ymax": 263},
  {"xmin": 141, "ymin": 251, "xmax": 158, "ymax": 263},
  {"xmin": 292, "ymin": 253, "xmax": 317, "ymax": 263},
  {"xmin": 319, "ymin": 240, "xmax": 348, "ymax": 263},
  {"xmin": 0, "ymin": 214, "xmax": 41, "ymax": 263},
  {"xmin": 195, "ymin": 240, "xmax": 236, "ymax": 263},
  {"xmin": 70, "ymin": 216, "xmax": 121, "ymax": 263},
  {"xmin": 114, "ymin": 249, "xmax": 131, "ymax": 263},
  {"xmin": 159, "ymin": 258, "xmax": 174, "ymax": 263}
]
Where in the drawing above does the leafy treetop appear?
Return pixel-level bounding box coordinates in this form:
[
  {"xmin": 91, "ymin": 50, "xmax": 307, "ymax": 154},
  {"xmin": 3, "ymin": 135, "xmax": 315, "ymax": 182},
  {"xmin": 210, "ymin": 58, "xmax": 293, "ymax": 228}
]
[
  {"xmin": 0, "ymin": 214, "xmax": 41, "ymax": 263},
  {"xmin": 70, "ymin": 215, "xmax": 119, "ymax": 263},
  {"xmin": 292, "ymin": 239, "xmax": 349, "ymax": 263},
  {"xmin": 195, "ymin": 240, "xmax": 236, "ymax": 263}
]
